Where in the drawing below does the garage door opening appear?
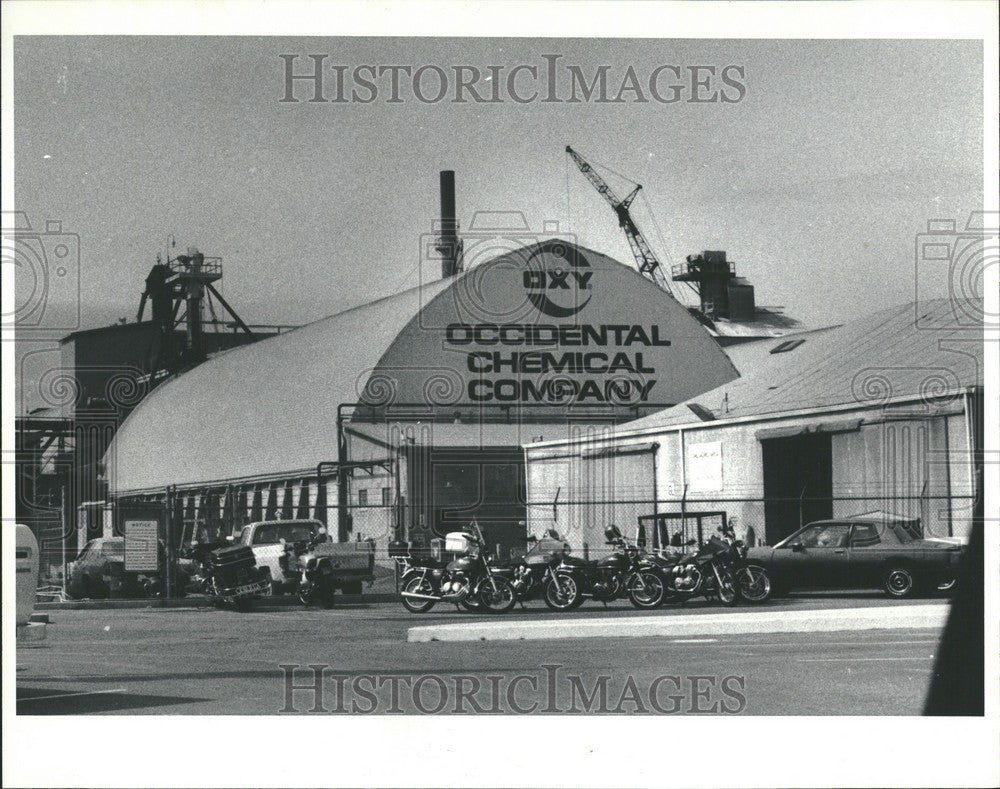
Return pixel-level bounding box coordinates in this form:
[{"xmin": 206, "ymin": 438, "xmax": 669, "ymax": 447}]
[
  {"xmin": 406, "ymin": 446, "xmax": 527, "ymax": 561},
  {"xmin": 761, "ymin": 433, "xmax": 832, "ymax": 544}
]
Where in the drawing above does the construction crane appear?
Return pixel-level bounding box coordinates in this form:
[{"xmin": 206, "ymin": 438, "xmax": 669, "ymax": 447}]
[{"xmin": 565, "ymin": 145, "xmax": 675, "ymax": 298}]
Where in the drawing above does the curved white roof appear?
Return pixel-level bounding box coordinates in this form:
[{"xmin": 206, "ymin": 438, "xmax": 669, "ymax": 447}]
[
  {"xmin": 106, "ymin": 242, "xmax": 738, "ymax": 494},
  {"xmin": 106, "ymin": 278, "xmax": 451, "ymax": 492}
]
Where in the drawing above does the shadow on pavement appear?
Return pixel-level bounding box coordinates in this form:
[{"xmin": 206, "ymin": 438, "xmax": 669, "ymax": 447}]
[{"xmin": 17, "ymin": 687, "xmax": 212, "ymax": 715}]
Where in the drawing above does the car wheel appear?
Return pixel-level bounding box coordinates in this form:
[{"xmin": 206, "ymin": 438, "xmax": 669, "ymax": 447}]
[{"xmin": 883, "ymin": 566, "xmax": 915, "ymax": 598}]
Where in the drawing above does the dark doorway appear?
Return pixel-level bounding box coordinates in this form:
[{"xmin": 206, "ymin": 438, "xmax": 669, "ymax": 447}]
[
  {"xmin": 761, "ymin": 433, "xmax": 832, "ymax": 544},
  {"xmin": 405, "ymin": 446, "xmax": 527, "ymax": 561}
]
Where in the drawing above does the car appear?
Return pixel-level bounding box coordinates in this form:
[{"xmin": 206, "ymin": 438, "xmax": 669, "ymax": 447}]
[
  {"xmin": 67, "ymin": 537, "xmax": 193, "ymax": 599},
  {"xmin": 67, "ymin": 537, "xmax": 125, "ymax": 599},
  {"xmin": 744, "ymin": 517, "xmax": 965, "ymax": 599}
]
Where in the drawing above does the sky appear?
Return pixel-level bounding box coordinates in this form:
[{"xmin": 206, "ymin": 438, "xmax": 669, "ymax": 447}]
[{"xmin": 12, "ymin": 37, "xmax": 983, "ymax": 410}]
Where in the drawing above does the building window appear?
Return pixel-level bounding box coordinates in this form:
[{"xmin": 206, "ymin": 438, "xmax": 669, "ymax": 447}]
[
  {"xmin": 381, "ymin": 486, "xmax": 391, "ymax": 505},
  {"xmin": 357, "ymin": 489, "xmax": 368, "ymax": 506}
]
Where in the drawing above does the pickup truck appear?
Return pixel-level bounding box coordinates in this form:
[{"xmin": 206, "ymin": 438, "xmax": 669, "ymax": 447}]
[{"xmin": 237, "ymin": 519, "xmax": 374, "ymax": 595}]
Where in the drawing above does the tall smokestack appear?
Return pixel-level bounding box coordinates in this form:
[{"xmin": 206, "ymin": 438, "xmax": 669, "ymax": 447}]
[{"xmin": 435, "ymin": 170, "xmax": 461, "ymax": 278}]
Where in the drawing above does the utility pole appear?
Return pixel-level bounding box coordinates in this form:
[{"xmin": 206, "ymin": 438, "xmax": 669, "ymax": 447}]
[
  {"xmin": 164, "ymin": 486, "xmax": 175, "ymax": 599},
  {"xmin": 60, "ymin": 483, "xmax": 68, "ymax": 597}
]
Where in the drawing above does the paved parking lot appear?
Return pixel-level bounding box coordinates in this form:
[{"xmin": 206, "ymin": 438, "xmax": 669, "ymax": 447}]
[{"xmin": 18, "ymin": 595, "xmax": 943, "ymax": 715}]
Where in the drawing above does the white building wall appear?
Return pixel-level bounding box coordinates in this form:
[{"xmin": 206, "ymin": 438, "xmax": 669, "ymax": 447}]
[{"xmin": 525, "ymin": 397, "xmax": 975, "ymax": 545}]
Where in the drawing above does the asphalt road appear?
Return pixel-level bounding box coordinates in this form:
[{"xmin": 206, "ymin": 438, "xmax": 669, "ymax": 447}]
[{"xmin": 17, "ymin": 594, "xmax": 943, "ymax": 715}]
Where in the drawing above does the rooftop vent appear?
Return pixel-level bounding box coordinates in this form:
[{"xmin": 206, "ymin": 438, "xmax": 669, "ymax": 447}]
[{"xmin": 770, "ymin": 338, "xmax": 806, "ymax": 354}]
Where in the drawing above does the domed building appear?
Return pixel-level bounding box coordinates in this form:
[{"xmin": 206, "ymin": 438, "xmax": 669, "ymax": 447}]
[{"xmin": 106, "ymin": 240, "xmax": 739, "ymax": 559}]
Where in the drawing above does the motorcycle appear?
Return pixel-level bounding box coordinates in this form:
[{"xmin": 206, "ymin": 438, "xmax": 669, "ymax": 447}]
[
  {"xmin": 279, "ymin": 528, "xmax": 337, "ymax": 609},
  {"xmin": 182, "ymin": 539, "xmax": 270, "ymax": 611},
  {"xmin": 544, "ymin": 524, "xmax": 668, "ymax": 611},
  {"xmin": 509, "ymin": 528, "xmax": 573, "ymax": 610},
  {"xmin": 390, "ymin": 520, "xmax": 517, "ymax": 614},
  {"xmin": 661, "ymin": 533, "xmax": 739, "ymax": 606}
]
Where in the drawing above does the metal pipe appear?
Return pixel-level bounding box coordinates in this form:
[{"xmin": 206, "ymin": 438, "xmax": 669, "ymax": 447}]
[
  {"xmin": 60, "ymin": 483, "xmax": 68, "ymax": 598},
  {"xmin": 436, "ymin": 170, "xmax": 460, "ymax": 278}
]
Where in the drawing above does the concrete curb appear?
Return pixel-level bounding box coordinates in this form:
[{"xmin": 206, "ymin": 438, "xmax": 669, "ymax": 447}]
[
  {"xmin": 37, "ymin": 592, "xmax": 398, "ymax": 611},
  {"xmin": 407, "ymin": 603, "xmax": 951, "ymax": 643}
]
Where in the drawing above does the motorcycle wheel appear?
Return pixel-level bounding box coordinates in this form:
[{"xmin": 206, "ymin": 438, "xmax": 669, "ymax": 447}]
[
  {"xmin": 478, "ymin": 578, "xmax": 517, "ymax": 614},
  {"xmin": 459, "ymin": 596, "xmax": 483, "ymax": 612},
  {"xmin": 627, "ymin": 571, "xmax": 666, "ymax": 609},
  {"xmin": 544, "ymin": 573, "xmax": 579, "ymax": 612},
  {"xmin": 297, "ymin": 589, "xmax": 311, "ymax": 606},
  {"xmin": 320, "ymin": 578, "xmax": 336, "ymax": 609},
  {"xmin": 401, "ymin": 575, "xmax": 436, "ymax": 613},
  {"xmin": 209, "ymin": 580, "xmax": 224, "ymax": 608},
  {"xmin": 716, "ymin": 566, "xmax": 738, "ymax": 606},
  {"xmin": 735, "ymin": 565, "xmax": 772, "ymax": 604}
]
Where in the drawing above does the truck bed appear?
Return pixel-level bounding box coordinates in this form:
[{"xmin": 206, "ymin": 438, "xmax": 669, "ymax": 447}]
[{"xmin": 312, "ymin": 540, "xmax": 376, "ymax": 579}]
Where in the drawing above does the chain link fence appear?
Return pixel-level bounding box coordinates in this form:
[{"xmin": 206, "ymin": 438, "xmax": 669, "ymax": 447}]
[
  {"xmin": 526, "ymin": 494, "xmax": 974, "ymax": 560},
  {"xmin": 29, "ymin": 490, "xmax": 976, "ymax": 600}
]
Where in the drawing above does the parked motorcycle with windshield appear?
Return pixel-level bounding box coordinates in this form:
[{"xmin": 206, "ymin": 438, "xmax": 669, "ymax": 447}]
[
  {"xmin": 181, "ymin": 539, "xmax": 271, "ymax": 611},
  {"xmin": 509, "ymin": 528, "xmax": 575, "ymax": 609},
  {"xmin": 391, "ymin": 520, "xmax": 517, "ymax": 614},
  {"xmin": 543, "ymin": 524, "xmax": 668, "ymax": 611}
]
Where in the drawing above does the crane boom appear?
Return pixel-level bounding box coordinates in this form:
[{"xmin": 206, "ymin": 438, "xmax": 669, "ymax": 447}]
[{"xmin": 565, "ymin": 146, "xmax": 674, "ymax": 297}]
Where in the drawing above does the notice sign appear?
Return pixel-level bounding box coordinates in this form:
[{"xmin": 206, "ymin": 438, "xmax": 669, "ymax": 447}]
[
  {"xmin": 687, "ymin": 441, "xmax": 723, "ymax": 493},
  {"xmin": 124, "ymin": 520, "xmax": 159, "ymax": 571}
]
